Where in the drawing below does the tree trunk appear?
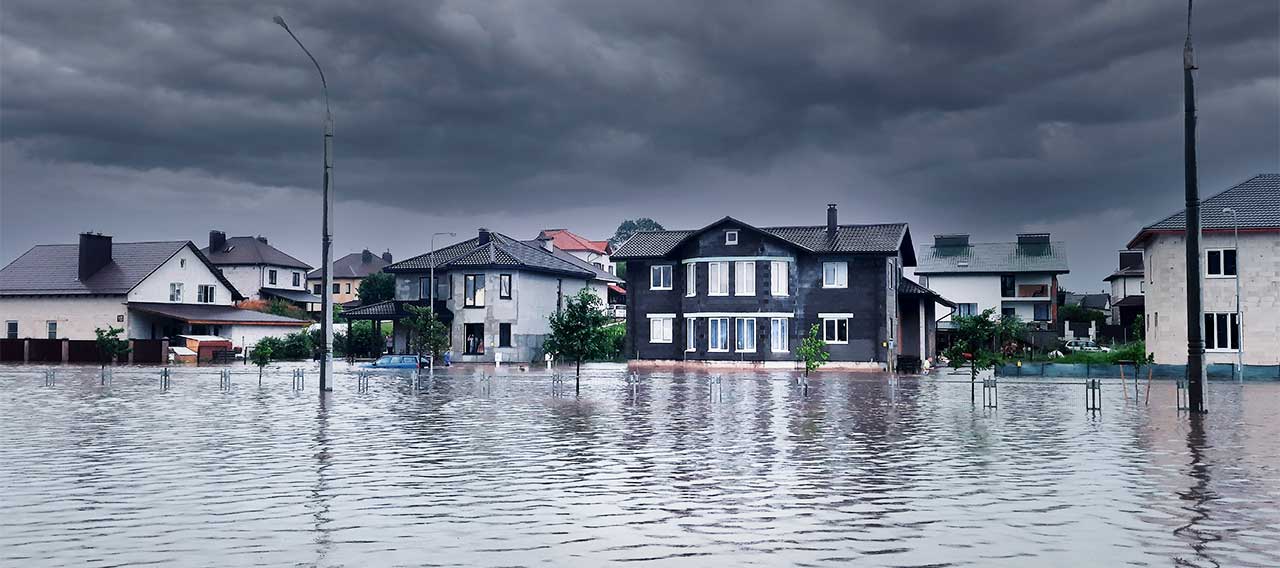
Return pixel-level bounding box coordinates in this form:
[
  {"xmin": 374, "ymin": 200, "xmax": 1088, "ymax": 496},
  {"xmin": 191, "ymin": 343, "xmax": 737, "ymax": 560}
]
[
  {"xmin": 970, "ymin": 362, "xmax": 976, "ymax": 404},
  {"xmin": 576, "ymin": 358, "xmax": 581, "ymax": 395}
]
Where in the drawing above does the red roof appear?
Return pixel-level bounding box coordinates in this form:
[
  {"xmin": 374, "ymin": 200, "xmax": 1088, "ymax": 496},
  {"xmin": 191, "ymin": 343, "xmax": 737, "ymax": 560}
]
[
  {"xmin": 607, "ymin": 284, "xmax": 626, "ymax": 295},
  {"xmin": 539, "ymin": 229, "xmax": 609, "ymax": 255}
]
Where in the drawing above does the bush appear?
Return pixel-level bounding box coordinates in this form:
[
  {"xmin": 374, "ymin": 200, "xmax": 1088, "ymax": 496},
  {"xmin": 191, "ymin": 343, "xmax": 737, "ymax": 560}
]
[
  {"xmin": 239, "ymin": 298, "xmax": 311, "ymax": 321},
  {"xmin": 255, "ymin": 331, "xmax": 314, "ymax": 360},
  {"xmin": 1059, "ymin": 304, "xmax": 1107, "ymax": 324},
  {"xmin": 601, "ymin": 324, "xmax": 625, "ymax": 360}
]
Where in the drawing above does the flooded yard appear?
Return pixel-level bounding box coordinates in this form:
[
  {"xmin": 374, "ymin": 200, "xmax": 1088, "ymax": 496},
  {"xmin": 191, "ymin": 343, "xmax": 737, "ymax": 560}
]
[{"xmin": 1, "ymin": 363, "xmax": 1277, "ymax": 567}]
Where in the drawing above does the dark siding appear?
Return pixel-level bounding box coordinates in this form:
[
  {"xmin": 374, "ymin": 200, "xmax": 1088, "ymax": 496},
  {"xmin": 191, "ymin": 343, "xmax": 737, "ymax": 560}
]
[{"xmin": 627, "ymin": 259, "xmax": 683, "ymax": 360}]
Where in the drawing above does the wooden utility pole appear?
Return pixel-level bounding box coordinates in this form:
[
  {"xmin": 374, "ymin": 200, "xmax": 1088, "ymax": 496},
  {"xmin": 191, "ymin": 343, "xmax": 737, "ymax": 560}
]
[{"xmin": 1182, "ymin": 0, "xmax": 1206, "ymax": 413}]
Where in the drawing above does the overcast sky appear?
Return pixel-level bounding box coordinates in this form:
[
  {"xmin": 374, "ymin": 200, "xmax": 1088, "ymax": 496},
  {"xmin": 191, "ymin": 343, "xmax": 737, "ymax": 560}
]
[{"xmin": 1, "ymin": 1, "xmax": 1276, "ymax": 290}]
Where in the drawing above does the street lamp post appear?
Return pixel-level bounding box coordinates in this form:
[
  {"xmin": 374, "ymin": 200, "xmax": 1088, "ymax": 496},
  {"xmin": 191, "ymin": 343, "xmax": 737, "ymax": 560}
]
[
  {"xmin": 428, "ymin": 232, "xmax": 456, "ymax": 374},
  {"xmin": 274, "ymin": 15, "xmax": 335, "ymax": 392},
  {"xmin": 1224, "ymin": 207, "xmax": 1243, "ymax": 382}
]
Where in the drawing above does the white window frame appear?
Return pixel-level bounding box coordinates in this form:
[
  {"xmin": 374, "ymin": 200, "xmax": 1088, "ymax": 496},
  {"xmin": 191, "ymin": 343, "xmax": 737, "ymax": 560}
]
[
  {"xmin": 735, "ymin": 317, "xmax": 757, "ymax": 352},
  {"xmin": 686, "ymin": 263, "xmax": 696, "ymax": 297},
  {"xmin": 770, "ymin": 261, "xmax": 788, "ymax": 296},
  {"xmin": 169, "ymin": 282, "xmax": 184, "ymax": 302},
  {"xmin": 770, "ymin": 318, "xmax": 788, "ymax": 352},
  {"xmin": 1205, "ymin": 248, "xmax": 1237, "ymax": 278},
  {"xmin": 268, "ymin": 269, "xmax": 278, "ymax": 286},
  {"xmin": 292, "ymin": 272, "xmax": 301, "ymax": 287},
  {"xmin": 5, "ymin": 320, "xmax": 17, "ymax": 340},
  {"xmin": 649, "ymin": 316, "xmax": 673, "ymax": 344},
  {"xmin": 46, "ymin": 320, "xmax": 57, "ymax": 339},
  {"xmin": 1204, "ymin": 312, "xmax": 1239, "ymax": 351},
  {"xmin": 650, "ymin": 265, "xmax": 673, "ymax": 290},
  {"xmin": 822, "ymin": 316, "xmax": 849, "ymax": 344},
  {"xmin": 685, "ymin": 317, "xmax": 697, "ymax": 352},
  {"xmin": 197, "ymin": 284, "xmax": 216, "ymax": 303},
  {"xmin": 734, "ymin": 261, "xmax": 755, "ymax": 296},
  {"xmin": 464, "ymin": 274, "xmax": 486, "ymax": 307},
  {"xmin": 822, "ymin": 261, "xmax": 848, "ymax": 288},
  {"xmin": 725, "ymin": 230, "xmax": 739, "ymax": 245},
  {"xmin": 708, "ymin": 317, "xmax": 730, "ymax": 352},
  {"xmin": 708, "ymin": 261, "xmax": 729, "ymax": 296}
]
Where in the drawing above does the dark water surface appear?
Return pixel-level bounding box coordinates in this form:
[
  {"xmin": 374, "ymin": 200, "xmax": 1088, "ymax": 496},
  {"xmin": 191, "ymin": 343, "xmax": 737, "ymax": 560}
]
[{"xmin": 1, "ymin": 363, "xmax": 1277, "ymax": 567}]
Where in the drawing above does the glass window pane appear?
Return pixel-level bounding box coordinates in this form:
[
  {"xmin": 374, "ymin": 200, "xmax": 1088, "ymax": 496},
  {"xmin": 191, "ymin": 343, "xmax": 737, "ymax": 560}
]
[
  {"xmin": 1207, "ymin": 250, "xmax": 1221, "ymax": 275},
  {"xmin": 1216, "ymin": 313, "xmax": 1229, "ymax": 349},
  {"xmin": 1223, "ymin": 249, "xmax": 1237, "ymax": 276}
]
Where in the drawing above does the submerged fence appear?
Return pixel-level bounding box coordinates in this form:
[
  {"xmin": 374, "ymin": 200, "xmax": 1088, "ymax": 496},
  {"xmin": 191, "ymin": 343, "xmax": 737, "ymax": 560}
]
[{"xmin": 996, "ymin": 362, "xmax": 1280, "ymax": 381}]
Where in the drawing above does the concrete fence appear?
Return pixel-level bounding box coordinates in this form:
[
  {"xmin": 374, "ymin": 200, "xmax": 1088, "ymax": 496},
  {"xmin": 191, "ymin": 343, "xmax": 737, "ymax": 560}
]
[
  {"xmin": 0, "ymin": 338, "xmax": 169, "ymax": 365},
  {"xmin": 996, "ymin": 362, "xmax": 1280, "ymax": 381}
]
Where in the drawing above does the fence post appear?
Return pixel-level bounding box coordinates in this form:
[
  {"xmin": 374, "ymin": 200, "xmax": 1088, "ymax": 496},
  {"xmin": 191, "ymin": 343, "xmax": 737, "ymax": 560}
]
[
  {"xmin": 23, "ymin": 339, "xmax": 29, "ymax": 363},
  {"xmin": 61, "ymin": 339, "xmax": 70, "ymax": 364},
  {"xmin": 128, "ymin": 340, "xmax": 135, "ymax": 364}
]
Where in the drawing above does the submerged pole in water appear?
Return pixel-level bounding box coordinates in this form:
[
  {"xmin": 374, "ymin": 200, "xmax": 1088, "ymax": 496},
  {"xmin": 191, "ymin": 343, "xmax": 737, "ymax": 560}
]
[{"xmin": 1181, "ymin": 0, "xmax": 1206, "ymax": 415}]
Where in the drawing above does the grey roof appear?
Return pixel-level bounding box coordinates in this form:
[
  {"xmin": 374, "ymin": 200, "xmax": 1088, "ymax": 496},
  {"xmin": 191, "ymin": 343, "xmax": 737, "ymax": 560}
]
[
  {"xmin": 201, "ymin": 236, "xmax": 312, "ymax": 270},
  {"xmin": 341, "ymin": 299, "xmax": 454, "ymax": 323},
  {"xmin": 260, "ymin": 287, "xmax": 322, "ymax": 304},
  {"xmin": 384, "ymin": 232, "xmax": 600, "ymax": 280},
  {"xmin": 915, "ymin": 241, "xmax": 1069, "ymax": 275},
  {"xmin": 307, "ymin": 252, "xmax": 390, "ymax": 279},
  {"xmin": 130, "ymin": 302, "xmax": 310, "ymax": 325},
  {"xmin": 1142, "ymin": 174, "xmax": 1280, "ymax": 232},
  {"xmin": 0, "ymin": 240, "xmax": 242, "ymax": 299},
  {"xmin": 1103, "ymin": 267, "xmax": 1144, "ymax": 282},
  {"xmin": 897, "ymin": 277, "xmax": 956, "ymax": 308},
  {"xmin": 611, "ymin": 217, "xmax": 911, "ymax": 260}
]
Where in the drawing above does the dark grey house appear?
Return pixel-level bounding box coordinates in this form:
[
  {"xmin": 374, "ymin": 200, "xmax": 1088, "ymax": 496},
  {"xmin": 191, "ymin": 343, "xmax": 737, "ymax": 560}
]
[{"xmin": 612, "ymin": 205, "xmax": 951, "ymax": 370}]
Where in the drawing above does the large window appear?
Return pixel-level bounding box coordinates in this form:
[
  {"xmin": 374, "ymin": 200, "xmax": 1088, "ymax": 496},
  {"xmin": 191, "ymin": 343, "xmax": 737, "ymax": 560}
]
[
  {"xmin": 169, "ymin": 282, "xmax": 183, "ymax": 302},
  {"xmin": 770, "ymin": 261, "xmax": 788, "ymax": 296},
  {"xmin": 685, "ymin": 318, "xmax": 697, "ymax": 352},
  {"xmin": 420, "ymin": 277, "xmax": 431, "ymax": 299},
  {"xmin": 499, "ymin": 323, "xmax": 513, "ymax": 347},
  {"xmin": 734, "ymin": 261, "xmax": 755, "ymax": 296},
  {"xmin": 1034, "ymin": 303, "xmax": 1051, "ymax": 321},
  {"xmin": 650, "ymin": 265, "xmax": 672, "ymax": 290},
  {"xmin": 292, "ymin": 272, "xmax": 301, "ymax": 287},
  {"xmin": 822, "ymin": 317, "xmax": 849, "ymax": 344},
  {"xmin": 686, "ymin": 264, "xmax": 696, "ymax": 297},
  {"xmin": 197, "ymin": 284, "xmax": 216, "ymax": 303},
  {"xmin": 708, "ymin": 262, "xmax": 729, "ymax": 296},
  {"xmin": 1204, "ymin": 312, "xmax": 1239, "ymax": 351},
  {"xmin": 735, "ymin": 318, "xmax": 757, "ymax": 352},
  {"xmin": 822, "ymin": 262, "xmax": 848, "ymax": 288},
  {"xmin": 500, "ymin": 274, "xmax": 512, "ymax": 299},
  {"xmin": 1206, "ymin": 249, "xmax": 1237, "ymax": 277},
  {"xmin": 1000, "ymin": 274, "xmax": 1016, "ymax": 297},
  {"xmin": 465, "ymin": 274, "xmax": 486, "ymax": 307},
  {"xmin": 268, "ymin": 269, "xmax": 278, "ymax": 286},
  {"xmin": 46, "ymin": 321, "xmax": 57, "ymax": 339},
  {"xmin": 770, "ymin": 318, "xmax": 788, "ymax": 352},
  {"xmin": 708, "ymin": 318, "xmax": 729, "ymax": 351},
  {"xmin": 955, "ymin": 303, "xmax": 977, "ymax": 317},
  {"xmin": 650, "ymin": 316, "xmax": 673, "ymax": 343},
  {"xmin": 5, "ymin": 321, "xmax": 16, "ymax": 339}
]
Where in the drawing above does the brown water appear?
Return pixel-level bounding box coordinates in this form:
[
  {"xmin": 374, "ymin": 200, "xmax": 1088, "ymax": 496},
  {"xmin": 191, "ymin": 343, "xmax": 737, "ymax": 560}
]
[{"xmin": 1, "ymin": 362, "xmax": 1277, "ymax": 567}]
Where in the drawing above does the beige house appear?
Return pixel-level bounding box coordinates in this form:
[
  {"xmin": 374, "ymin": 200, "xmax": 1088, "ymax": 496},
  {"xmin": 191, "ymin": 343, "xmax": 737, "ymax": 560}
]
[{"xmin": 306, "ymin": 249, "xmax": 392, "ymax": 310}]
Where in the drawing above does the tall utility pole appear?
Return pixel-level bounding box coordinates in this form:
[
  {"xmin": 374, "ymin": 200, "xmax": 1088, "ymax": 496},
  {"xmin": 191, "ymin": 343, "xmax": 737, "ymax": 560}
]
[
  {"xmin": 1182, "ymin": 0, "xmax": 1205, "ymax": 413},
  {"xmin": 275, "ymin": 15, "xmax": 335, "ymax": 392}
]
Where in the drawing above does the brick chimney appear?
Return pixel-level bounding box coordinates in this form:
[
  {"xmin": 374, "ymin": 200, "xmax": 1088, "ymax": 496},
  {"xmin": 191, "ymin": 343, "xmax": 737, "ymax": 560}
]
[
  {"xmin": 208, "ymin": 230, "xmax": 226, "ymax": 252},
  {"xmin": 381, "ymin": 250, "xmax": 393, "ymax": 263},
  {"xmin": 826, "ymin": 204, "xmax": 838, "ymax": 237},
  {"xmin": 536, "ymin": 233, "xmax": 554, "ymax": 252},
  {"xmin": 478, "ymin": 228, "xmax": 491, "ymax": 246},
  {"xmin": 362, "ymin": 249, "xmax": 373, "ymax": 263},
  {"xmin": 78, "ymin": 232, "xmax": 112, "ymax": 281}
]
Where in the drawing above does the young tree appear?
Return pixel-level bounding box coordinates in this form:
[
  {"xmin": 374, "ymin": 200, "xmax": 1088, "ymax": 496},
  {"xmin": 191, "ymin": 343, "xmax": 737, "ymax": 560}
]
[
  {"xmin": 250, "ymin": 344, "xmax": 273, "ymax": 384},
  {"xmin": 402, "ymin": 304, "xmax": 450, "ymax": 360},
  {"xmin": 948, "ymin": 308, "xmax": 1025, "ymax": 402},
  {"xmin": 544, "ymin": 288, "xmax": 611, "ymax": 394},
  {"xmin": 357, "ymin": 272, "xmax": 396, "ymax": 305},
  {"xmin": 609, "ymin": 218, "xmax": 665, "ymax": 248},
  {"xmin": 797, "ymin": 323, "xmax": 829, "ymax": 376},
  {"xmin": 94, "ymin": 326, "xmax": 130, "ymax": 376}
]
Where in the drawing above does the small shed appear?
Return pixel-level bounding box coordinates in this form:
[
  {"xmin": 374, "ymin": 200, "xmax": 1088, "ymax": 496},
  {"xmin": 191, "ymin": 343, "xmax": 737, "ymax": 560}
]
[{"xmin": 177, "ymin": 335, "xmax": 233, "ymax": 363}]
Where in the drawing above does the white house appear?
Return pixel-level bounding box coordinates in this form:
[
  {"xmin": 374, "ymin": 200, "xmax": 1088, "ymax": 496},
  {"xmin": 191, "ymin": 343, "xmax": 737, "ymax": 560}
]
[
  {"xmin": 200, "ymin": 230, "xmax": 320, "ymax": 308},
  {"xmin": 0, "ymin": 233, "xmax": 310, "ymax": 356},
  {"xmin": 344, "ymin": 228, "xmax": 621, "ymax": 363},
  {"xmin": 912, "ymin": 233, "xmax": 1069, "ymax": 329},
  {"xmin": 1127, "ymin": 173, "xmax": 1280, "ymax": 366},
  {"xmin": 1104, "ymin": 250, "xmax": 1145, "ymax": 332},
  {"xmin": 536, "ymin": 229, "xmax": 615, "ymax": 274}
]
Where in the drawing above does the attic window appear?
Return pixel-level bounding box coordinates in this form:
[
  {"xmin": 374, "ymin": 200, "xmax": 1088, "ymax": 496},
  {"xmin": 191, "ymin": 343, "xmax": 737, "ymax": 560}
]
[{"xmin": 725, "ymin": 230, "xmax": 739, "ymax": 245}]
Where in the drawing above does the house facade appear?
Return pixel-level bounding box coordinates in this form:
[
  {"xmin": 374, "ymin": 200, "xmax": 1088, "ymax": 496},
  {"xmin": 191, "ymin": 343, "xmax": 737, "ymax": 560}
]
[
  {"xmin": 537, "ymin": 229, "xmax": 615, "ymax": 274},
  {"xmin": 200, "ymin": 231, "xmax": 319, "ymax": 309},
  {"xmin": 1128, "ymin": 173, "xmax": 1280, "ymax": 365},
  {"xmin": 913, "ymin": 233, "xmax": 1068, "ymax": 330},
  {"xmin": 344, "ymin": 229, "xmax": 621, "ymax": 363},
  {"xmin": 1104, "ymin": 249, "xmax": 1145, "ymax": 330},
  {"xmin": 307, "ymin": 249, "xmax": 392, "ymax": 309},
  {"xmin": 613, "ymin": 205, "xmax": 947, "ymax": 369},
  {"xmin": 0, "ymin": 233, "xmax": 309, "ymax": 357}
]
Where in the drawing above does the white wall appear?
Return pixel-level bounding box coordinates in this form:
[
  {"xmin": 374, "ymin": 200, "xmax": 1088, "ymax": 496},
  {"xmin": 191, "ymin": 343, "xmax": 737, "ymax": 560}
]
[
  {"xmin": 129, "ymin": 246, "xmax": 236, "ymax": 305},
  {"xmin": 1109, "ymin": 276, "xmax": 1144, "ymax": 299},
  {"xmin": 0, "ymin": 296, "xmax": 127, "ymax": 340},
  {"xmin": 920, "ymin": 274, "xmax": 1002, "ymax": 322},
  {"xmin": 216, "ymin": 264, "xmax": 308, "ymax": 300},
  {"xmin": 226, "ymin": 324, "xmax": 310, "ymax": 351}
]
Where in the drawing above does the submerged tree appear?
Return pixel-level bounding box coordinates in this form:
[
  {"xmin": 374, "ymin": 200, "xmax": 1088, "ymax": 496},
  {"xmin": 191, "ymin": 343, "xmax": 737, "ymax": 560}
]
[
  {"xmin": 947, "ymin": 308, "xmax": 1026, "ymax": 402},
  {"xmin": 402, "ymin": 304, "xmax": 450, "ymax": 361},
  {"xmin": 250, "ymin": 344, "xmax": 273, "ymax": 384},
  {"xmin": 544, "ymin": 288, "xmax": 611, "ymax": 395},
  {"xmin": 94, "ymin": 326, "xmax": 130, "ymax": 377},
  {"xmin": 797, "ymin": 323, "xmax": 829, "ymax": 376}
]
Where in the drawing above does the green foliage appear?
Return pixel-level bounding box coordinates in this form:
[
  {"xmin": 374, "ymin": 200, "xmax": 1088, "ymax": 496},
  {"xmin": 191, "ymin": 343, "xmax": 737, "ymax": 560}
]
[
  {"xmin": 94, "ymin": 326, "xmax": 130, "ymax": 367},
  {"xmin": 357, "ymin": 272, "xmax": 396, "ymax": 304},
  {"xmin": 609, "ymin": 218, "xmax": 664, "ymax": 248},
  {"xmin": 1130, "ymin": 314, "xmax": 1145, "ymax": 341},
  {"xmin": 949, "ymin": 308, "xmax": 1026, "ymax": 371},
  {"xmin": 255, "ymin": 332, "xmax": 314, "ymax": 360},
  {"xmin": 797, "ymin": 323, "xmax": 829, "ymax": 376},
  {"xmin": 544, "ymin": 288, "xmax": 612, "ymax": 379},
  {"xmin": 250, "ymin": 344, "xmax": 272, "ymax": 381},
  {"xmin": 402, "ymin": 304, "xmax": 450, "ymax": 359},
  {"xmin": 602, "ymin": 323, "xmax": 626, "ymax": 360},
  {"xmin": 241, "ymin": 298, "xmax": 311, "ymax": 321},
  {"xmin": 1059, "ymin": 304, "xmax": 1107, "ymax": 324},
  {"xmin": 342, "ymin": 320, "xmax": 384, "ymax": 358}
]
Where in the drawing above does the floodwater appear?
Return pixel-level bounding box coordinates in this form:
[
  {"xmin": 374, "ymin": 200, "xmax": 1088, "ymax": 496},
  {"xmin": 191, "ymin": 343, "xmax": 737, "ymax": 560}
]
[{"xmin": 1, "ymin": 363, "xmax": 1278, "ymax": 567}]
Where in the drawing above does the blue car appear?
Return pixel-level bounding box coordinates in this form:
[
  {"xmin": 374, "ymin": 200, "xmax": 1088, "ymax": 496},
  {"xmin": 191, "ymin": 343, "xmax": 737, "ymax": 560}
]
[{"xmin": 366, "ymin": 355, "xmax": 428, "ymax": 369}]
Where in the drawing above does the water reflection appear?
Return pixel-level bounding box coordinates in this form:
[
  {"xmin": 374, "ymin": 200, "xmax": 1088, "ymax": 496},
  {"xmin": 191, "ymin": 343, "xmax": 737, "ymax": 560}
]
[{"xmin": 0, "ymin": 363, "xmax": 1278, "ymax": 567}]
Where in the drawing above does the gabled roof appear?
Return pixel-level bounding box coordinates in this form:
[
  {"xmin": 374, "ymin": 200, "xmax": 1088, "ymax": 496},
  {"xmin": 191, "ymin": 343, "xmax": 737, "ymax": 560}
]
[
  {"xmin": 915, "ymin": 240, "xmax": 1069, "ymax": 275},
  {"xmin": 201, "ymin": 236, "xmax": 312, "ymax": 270},
  {"xmin": 0, "ymin": 240, "xmax": 243, "ymax": 299},
  {"xmin": 384, "ymin": 231, "xmax": 600, "ymax": 280},
  {"xmin": 1128, "ymin": 174, "xmax": 1280, "ymax": 248},
  {"xmin": 307, "ymin": 251, "xmax": 390, "ymax": 279},
  {"xmin": 534, "ymin": 243, "xmax": 624, "ymax": 283},
  {"xmin": 611, "ymin": 216, "xmax": 914, "ymax": 264},
  {"xmin": 537, "ymin": 229, "xmax": 609, "ymax": 255}
]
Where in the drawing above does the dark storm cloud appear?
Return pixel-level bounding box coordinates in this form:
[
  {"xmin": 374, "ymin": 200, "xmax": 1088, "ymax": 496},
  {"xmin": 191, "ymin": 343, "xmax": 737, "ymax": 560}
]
[{"xmin": 1, "ymin": 0, "xmax": 1277, "ymax": 288}]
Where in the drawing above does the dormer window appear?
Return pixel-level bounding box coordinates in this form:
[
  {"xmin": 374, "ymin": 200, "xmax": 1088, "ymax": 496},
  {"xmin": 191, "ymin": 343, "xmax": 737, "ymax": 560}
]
[{"xmin": 725, "ymin": 230, "xmax": 739, "ymax": 245}]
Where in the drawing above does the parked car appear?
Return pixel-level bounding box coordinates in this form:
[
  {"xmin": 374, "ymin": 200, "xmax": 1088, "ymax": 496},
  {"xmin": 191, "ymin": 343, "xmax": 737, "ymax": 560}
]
[
  {"xmin": 365, "ymin": 354, "xmax": 429, "ymax": 369},
  {"xmin": 1064, "ymin": 339, "xmax": 1110, "ymax": 353}
]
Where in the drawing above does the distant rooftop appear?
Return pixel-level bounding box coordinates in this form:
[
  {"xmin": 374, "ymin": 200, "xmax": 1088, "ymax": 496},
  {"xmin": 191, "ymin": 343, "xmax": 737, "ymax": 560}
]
[
  {"xmin": 915, "ymin": 239, "xmax": 1069, "ymax": 275},
  {"xmin": 537, "ymin": 229, "xmax": 609, "ymax": 255},
  {"xmin": 201, "ymin": 235, "xmax": 311, "ymax": 270}
]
